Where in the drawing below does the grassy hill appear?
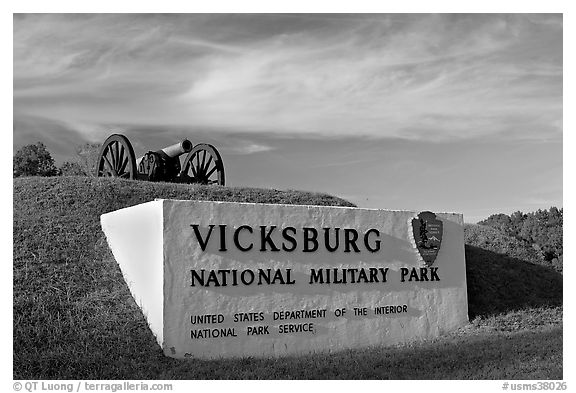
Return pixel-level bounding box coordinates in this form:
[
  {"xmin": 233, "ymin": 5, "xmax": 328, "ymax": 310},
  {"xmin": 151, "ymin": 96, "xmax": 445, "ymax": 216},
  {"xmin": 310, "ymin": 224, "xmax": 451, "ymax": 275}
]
[
  {"xmin": 464, "ymin": 224, "xmax": 562, "ymax": 319},
  {"xmin": 13, "ymin": 177, "xmax": 562, "ymax": 379}
]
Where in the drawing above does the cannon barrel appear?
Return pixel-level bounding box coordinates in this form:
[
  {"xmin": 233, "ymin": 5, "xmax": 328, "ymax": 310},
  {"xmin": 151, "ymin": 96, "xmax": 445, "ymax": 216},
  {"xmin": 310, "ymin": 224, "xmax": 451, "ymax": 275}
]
[
  {"xmin": 158, "ymin": 139, "xmax": 193, "ymax": 158},
  {"xmin": 136, "ymin": 139, "xmax": 193, "ymax": 166}
]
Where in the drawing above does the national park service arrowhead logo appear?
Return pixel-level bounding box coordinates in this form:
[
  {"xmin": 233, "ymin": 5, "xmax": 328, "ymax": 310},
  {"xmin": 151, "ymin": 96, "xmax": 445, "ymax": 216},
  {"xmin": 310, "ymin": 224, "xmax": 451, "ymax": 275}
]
[{"xmin": 411, "ymin": 211, "xmax": 443, "ymax": 266}]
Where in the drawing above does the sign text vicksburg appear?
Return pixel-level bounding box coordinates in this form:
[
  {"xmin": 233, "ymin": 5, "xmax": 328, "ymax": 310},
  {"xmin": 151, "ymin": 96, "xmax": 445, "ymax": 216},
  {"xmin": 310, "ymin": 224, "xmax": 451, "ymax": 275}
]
[{"xmin": 189, "ymin": 223, "xmax": 440, "ymax": 288}]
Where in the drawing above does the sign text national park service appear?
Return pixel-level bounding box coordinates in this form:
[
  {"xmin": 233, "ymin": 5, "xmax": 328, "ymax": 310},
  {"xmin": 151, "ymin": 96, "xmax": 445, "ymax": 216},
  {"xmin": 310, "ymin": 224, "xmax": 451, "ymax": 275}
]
[{"xmin": 101, "ymin": 200, "xmax": 468, "ymax": 359}]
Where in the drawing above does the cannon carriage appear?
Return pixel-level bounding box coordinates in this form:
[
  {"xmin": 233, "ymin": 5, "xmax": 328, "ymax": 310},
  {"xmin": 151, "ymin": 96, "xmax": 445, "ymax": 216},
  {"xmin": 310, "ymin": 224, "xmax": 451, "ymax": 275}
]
[{"xmin": 95, "ymin": 134, "xmax": 225, "ymax": 185}]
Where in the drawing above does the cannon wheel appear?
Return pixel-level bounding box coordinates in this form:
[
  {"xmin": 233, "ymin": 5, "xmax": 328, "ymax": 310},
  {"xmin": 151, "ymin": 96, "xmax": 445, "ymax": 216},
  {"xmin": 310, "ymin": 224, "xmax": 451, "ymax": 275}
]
[
  {"xmin": 95, "ymin": 134, "xmax": 137, "ymax": 180},
  {"xmin": 180, "ymin": 144, "xmax": 225, "ymax": 186}
]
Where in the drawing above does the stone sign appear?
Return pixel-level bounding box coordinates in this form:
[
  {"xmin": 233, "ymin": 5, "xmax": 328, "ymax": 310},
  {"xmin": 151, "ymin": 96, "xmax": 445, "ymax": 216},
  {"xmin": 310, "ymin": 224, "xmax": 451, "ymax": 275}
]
[{"xmin": 101, "ymin": 200, "xmax": 468, "ymax": 359}]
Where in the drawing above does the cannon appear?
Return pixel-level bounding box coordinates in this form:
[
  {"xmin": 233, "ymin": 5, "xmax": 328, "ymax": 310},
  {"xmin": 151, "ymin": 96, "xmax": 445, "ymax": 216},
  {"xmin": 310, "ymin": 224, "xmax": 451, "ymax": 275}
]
[{"xmin": 95, "ymin": 134, "xmax": 225, "ymax": 185}]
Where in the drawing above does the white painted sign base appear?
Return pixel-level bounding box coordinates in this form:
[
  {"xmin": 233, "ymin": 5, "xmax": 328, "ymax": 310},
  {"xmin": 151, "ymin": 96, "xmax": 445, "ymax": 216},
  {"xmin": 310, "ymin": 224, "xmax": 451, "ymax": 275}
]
[{"xmin": 101, "ymin": 200, "xmax": 468, "ymax": 359}]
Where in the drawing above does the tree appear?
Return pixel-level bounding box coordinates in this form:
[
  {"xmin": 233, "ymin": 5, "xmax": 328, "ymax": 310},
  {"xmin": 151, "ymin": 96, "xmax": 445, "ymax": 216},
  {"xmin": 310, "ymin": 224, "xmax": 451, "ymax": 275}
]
[
  {"xmin": 60, "ymin": 161, "xmax": 86, "ymax": 176},
  {"xmin": 477, "ymin": 213, "xmax": 511, "ymax": 234},
  {"xmin": 13, "ymin": 142, "xmax": 59, "ymax": 177},
  {"xmin": 76, "ymin": 143, "xmax": 101, "ymax": 177},
  {"xmin": 478, "ymin": 207, "xmax": 563, "ymax": 263},
  {"xmin": 509, "ymin": 211, "xmax": 526, "ymax": 237}
]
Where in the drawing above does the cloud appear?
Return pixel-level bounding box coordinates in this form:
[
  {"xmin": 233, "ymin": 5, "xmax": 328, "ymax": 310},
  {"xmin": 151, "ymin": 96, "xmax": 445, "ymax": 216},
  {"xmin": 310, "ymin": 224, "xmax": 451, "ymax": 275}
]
[
  {"xmin": 13, "ymin": 14, "xmax": 562, "ymax": 142},
  {"xmin": 178, "ymin": 15, "xmax": 562, "ymax": 140},
  {"xmin": 225, "ymin": 142, "xmax": 276, "ymax": 155}
]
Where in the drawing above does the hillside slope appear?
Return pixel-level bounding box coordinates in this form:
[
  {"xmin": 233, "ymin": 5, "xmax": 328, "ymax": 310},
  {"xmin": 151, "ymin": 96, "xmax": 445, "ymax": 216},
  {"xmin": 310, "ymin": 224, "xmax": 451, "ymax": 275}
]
[
  {"xmin": 13, "ymin": 177, "xmax": 562, "ymax": 379},
  {"xmin": 464, "ymin": 224, "xmax": 562, "ymax": 318},
  {"xmin": 13, "ymin": 177, "xmax": 355, "ymax": 378}
]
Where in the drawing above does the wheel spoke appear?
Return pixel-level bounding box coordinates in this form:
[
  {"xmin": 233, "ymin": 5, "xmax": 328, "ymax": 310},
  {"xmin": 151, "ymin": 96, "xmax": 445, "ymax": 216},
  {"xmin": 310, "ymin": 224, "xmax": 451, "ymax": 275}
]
[
  {"xmin": 203, "ymin": 156, "xmax": 213, "ymax": 173},
  {"xmin": 118, "ymin": 156, "xmax": 129, "ymax": 175},
  {"xmin": 200, "ymin": 155, "xmax": 208, "ymax": 178},
  {"xmin": 200, "ymin": 151, "xmax": 207, "ymax": 174},
  {"xmin": 118, "ymin": 145, "xmax": 124, "ymax": 168},
  {"xmin": 205, "ymin": 165, "xmax": 217, "ymax": 178},
  {"xmin": 114, "ymin": 142, "xmax": 120, "ymax": 171},
  {"xmin": 189, "ymin": 156, "xmax": 198, "ymax": 178},
  {"xmin": 103, "ymin": 154, "xmax": 116, "ymax": 175},
  {"xmin": 109, "ymin": 145, "xmax": 116, "ymax": 170}
]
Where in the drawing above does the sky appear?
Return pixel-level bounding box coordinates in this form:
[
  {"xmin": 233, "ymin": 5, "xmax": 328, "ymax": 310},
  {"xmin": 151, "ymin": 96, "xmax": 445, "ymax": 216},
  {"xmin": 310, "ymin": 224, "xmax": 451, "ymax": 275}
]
[{"xmin": 12, "ymin": 13, "xmax": 563, "ymax": 222}]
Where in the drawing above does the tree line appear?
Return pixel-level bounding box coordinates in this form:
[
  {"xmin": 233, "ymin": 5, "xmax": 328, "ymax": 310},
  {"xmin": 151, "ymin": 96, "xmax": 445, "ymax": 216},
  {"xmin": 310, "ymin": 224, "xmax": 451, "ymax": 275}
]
[
  {"xmin": 478, "ymin": 208, "xmax": 563, "ymax": 265},
  {"xmin": 13, "ymin": 142, "xmax": 100, "ymax": 178}
]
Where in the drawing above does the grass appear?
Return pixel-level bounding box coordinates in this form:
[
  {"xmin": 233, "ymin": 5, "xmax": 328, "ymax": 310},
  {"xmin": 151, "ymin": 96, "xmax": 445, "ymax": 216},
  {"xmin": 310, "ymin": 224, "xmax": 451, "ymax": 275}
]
[
  {"xmin": 13, "ymin": 176, "xmax": 563, "ymax": 380},
  {"xmin": 464, "ymin": 244, "xmax": 562, "ymax": 319}
]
